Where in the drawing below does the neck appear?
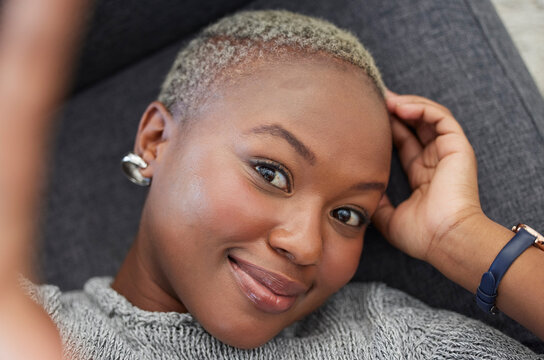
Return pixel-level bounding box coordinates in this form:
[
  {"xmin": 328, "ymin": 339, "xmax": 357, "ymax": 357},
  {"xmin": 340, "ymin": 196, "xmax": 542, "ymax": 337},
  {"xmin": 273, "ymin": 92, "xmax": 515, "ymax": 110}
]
[{"xmin": 111, "ymin": 240, "xmax": 187, "ymax": 313}]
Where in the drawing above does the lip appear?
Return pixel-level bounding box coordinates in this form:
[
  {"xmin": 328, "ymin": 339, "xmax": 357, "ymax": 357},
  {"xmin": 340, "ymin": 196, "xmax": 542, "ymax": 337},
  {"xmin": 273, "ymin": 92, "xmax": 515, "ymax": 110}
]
[{"xmin": 228, "ymin": 255, "xmax": 309, "ymax": 314}]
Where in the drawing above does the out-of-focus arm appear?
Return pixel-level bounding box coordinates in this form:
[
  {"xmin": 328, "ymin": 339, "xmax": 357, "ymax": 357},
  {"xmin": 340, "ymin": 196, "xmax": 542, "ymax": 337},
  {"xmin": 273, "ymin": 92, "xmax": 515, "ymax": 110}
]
[{"xmin": 0, "ymin": 0, "xmax": 90, "ymax": 358}]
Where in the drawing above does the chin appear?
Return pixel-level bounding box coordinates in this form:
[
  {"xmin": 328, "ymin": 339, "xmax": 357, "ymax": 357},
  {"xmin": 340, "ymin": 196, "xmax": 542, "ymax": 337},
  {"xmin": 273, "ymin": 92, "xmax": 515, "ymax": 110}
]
[
  {"xmin": 210, "ymin": 326, "xmax": 280, "ymax": 349},
  {"xmin": 193, "ymin": 310, "xmax": 288, "ymax": 349}
]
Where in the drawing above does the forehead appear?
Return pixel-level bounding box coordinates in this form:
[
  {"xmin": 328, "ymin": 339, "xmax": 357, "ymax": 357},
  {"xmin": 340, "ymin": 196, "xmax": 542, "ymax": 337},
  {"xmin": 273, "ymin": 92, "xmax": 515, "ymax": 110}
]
[{"xmin": 193, "ymin": 58, "xmax": 391, "ymax": 179}]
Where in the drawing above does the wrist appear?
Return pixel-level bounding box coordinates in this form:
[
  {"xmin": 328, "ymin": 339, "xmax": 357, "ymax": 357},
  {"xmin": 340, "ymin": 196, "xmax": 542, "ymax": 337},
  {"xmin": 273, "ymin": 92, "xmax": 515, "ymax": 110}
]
[{"xmin": 426, "ymin": 212, "xmax": 512, "ymax": 293}]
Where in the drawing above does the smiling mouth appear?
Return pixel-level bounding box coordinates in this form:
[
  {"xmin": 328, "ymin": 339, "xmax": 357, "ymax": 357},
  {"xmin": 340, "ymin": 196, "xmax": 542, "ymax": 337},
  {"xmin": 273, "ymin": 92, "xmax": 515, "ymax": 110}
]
[{"xmin": 228, "ymin": 255, "xmax": 308, "ymax": 314}]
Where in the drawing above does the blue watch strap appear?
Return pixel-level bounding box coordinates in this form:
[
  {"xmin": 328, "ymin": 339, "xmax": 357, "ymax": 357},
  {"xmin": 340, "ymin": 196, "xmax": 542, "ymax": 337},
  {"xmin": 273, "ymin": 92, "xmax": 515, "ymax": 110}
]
[{"xmin": 476, "ymin": 228, "xmax": 536, "ymax": 313}]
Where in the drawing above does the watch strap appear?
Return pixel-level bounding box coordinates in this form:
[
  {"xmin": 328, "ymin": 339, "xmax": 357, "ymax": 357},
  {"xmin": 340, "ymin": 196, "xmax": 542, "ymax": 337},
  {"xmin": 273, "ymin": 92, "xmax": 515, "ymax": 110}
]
[{"xmin": 476, "ymin": 228, "xmax": 536, "ymax": 313}]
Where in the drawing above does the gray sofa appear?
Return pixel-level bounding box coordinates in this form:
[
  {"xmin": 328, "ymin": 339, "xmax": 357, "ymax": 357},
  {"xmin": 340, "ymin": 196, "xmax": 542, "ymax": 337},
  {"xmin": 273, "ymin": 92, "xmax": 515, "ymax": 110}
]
[{"xmin": 40, "ymin": 0, "xmax": 544, "ymax": 352}]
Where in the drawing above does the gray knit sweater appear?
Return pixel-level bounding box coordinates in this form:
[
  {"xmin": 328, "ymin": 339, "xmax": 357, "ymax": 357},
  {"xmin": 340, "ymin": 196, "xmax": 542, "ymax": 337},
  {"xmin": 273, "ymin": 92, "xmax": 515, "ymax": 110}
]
[{"xmin": 26, "ymin": 277, "xmax": 540, "ymax": 359}]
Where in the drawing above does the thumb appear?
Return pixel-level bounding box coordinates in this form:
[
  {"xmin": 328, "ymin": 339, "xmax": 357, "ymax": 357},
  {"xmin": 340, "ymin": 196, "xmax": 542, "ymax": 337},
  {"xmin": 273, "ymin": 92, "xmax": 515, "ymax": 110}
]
[{"xmin": 371, "ymin": 194, "xmax": 394, "ymax": 240}]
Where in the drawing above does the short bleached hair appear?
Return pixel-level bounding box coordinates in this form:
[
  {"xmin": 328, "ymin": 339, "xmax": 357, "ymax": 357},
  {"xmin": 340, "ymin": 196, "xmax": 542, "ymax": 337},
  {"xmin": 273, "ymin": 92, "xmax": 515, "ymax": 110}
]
[{"xmin": 158, "ymin": 9, "xmax": 385, "ymax": 122}]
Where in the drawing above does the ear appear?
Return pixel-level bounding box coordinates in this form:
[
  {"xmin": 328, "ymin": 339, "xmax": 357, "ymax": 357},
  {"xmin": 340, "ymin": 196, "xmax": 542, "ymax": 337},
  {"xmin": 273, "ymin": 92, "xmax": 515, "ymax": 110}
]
[{"xmin": 133, "ymin": 101, "xmax": 175, "ymax": 179}]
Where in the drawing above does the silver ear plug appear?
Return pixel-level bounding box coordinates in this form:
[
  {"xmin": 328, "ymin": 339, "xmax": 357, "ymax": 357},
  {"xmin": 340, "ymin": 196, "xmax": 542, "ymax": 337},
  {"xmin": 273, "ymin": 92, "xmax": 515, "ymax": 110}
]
[{"xmin": 121, "ymin": 152, "xmax": 151, "ymax": 186}]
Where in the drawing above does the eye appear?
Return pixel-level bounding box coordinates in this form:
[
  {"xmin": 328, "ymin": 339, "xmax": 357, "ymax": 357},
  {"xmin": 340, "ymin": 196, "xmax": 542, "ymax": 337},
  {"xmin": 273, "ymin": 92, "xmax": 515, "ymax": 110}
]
[
  {"xmin": 252, "ymin": 159, "xmax": 292, "ymax": 193},
  {"xmin": 330, "ymin": 208, "xmax": 368, "ymax": 227}
]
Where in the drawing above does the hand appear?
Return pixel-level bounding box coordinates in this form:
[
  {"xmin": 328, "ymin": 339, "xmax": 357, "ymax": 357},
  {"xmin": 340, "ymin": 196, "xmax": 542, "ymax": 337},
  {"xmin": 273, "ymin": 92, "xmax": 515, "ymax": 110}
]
[{"xmin": 373, "ymin": 90, "xmax": 483, "ymax": 262}]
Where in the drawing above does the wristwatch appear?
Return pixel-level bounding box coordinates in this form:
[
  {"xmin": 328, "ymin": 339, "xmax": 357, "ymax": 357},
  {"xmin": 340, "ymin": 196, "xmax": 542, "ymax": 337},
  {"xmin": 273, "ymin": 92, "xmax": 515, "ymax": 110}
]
[
  {"xmin": 512, "ymin": 223, "xmax": 544, "ymax": 251},
  {"xmin": 476, "ymin": 223, "xmax": 543, "ymax": 314}
]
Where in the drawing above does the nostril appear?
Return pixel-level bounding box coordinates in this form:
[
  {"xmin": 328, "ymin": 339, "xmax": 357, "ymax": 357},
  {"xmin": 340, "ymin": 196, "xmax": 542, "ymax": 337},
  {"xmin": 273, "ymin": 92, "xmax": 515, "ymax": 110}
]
[{"xmin": 276, "ymin": 248, "xmax": 296, "ymax": 262}]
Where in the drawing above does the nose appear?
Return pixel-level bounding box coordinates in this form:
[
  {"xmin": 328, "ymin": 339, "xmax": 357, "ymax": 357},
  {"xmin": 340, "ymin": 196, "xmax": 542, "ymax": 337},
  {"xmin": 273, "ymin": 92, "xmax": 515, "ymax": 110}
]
[{"xmin": 268, "ymin": 203, "xmax": 323, "ymax": 266}]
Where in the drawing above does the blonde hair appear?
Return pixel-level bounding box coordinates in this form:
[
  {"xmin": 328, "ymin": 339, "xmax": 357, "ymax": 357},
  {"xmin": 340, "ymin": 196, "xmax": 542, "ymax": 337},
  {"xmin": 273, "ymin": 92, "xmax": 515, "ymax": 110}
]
[{"xmin": 158, "ymin": 9, "xmax": 385, "ymax": 122}]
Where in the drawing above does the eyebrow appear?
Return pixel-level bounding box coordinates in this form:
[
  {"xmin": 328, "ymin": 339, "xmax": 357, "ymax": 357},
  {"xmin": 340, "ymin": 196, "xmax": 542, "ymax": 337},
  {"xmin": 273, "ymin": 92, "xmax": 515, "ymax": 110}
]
[
  {"xmin": 349, "ymin": 181, "xmax": 386, "ymax": 193},
  {"xmin": 247, "ymin": 124, "xmax": 317, "ymax": 165},
  {"xmin": 246, "ymin": 123, "xmax": 387, "ymax": 193}
]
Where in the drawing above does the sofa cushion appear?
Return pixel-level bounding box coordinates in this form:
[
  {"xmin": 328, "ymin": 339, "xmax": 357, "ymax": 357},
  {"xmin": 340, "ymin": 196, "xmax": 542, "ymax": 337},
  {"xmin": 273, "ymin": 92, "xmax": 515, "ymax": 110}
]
[{"xmin": 71, "ymin": 0, "xmax": 253, "ymax": 91}]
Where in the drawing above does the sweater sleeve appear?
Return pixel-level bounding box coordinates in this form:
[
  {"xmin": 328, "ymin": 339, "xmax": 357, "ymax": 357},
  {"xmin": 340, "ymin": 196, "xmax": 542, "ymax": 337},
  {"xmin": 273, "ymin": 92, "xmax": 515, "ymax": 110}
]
[{"xmin": 365, "ymin": 283, "xmax": 542, "ymax": 359}]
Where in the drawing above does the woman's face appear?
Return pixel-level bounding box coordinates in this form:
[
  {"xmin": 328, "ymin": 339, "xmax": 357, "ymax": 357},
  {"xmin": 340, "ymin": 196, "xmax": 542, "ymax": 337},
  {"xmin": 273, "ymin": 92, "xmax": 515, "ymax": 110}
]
[{"xmin": 136, "ymin": 58, "xmax": 391, "ymax": 348}]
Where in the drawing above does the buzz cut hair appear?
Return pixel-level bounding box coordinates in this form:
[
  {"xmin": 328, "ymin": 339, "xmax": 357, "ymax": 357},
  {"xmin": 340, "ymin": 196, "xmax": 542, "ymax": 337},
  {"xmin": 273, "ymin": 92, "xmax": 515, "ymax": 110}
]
[{"xmin": 158, "ymin": 9, "xmax": 385, "ymax": 122}]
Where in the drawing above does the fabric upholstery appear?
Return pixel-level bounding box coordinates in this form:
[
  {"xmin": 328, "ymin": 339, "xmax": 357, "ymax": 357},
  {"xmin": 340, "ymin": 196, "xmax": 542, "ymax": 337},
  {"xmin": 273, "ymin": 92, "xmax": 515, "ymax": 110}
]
[{"xmin": 71, "ymin": 0, "xmax": 253, "ymax": 91}]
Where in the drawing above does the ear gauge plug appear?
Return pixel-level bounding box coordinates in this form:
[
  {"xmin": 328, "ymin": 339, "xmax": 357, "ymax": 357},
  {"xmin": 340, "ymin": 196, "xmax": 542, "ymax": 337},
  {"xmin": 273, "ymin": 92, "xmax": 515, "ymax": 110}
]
[{"xmin": 121, "ymin": 152, "xmax": 151, "ymax": 186}]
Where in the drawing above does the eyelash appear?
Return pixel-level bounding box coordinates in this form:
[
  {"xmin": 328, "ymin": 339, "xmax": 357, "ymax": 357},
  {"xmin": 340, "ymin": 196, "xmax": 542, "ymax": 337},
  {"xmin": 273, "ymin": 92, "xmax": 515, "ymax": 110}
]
[
  {"xmin": 330, "ymin": 208, "xmax": 370, "ymax": 228},
  {"xmin": 250, "ymin": 158, "xmax": 370, "ymax": 228},
  {"xmin": 250, "ymin": 158, "xmax": 293, "ymax": 193}
]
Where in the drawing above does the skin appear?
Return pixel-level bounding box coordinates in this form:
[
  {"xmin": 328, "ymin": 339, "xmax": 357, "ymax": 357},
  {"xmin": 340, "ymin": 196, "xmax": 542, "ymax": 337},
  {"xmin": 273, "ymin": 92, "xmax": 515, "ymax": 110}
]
[
  {"xmin": 374, "ymin": 91, "xmax": 544, "ymax": 340},
  {"xmin": 0, "ymin": 0, "xmax": 89, "ymax": 359},
  {"xmin": 112, "ymin": 58, "xmax": 392, "ymax": 348}
]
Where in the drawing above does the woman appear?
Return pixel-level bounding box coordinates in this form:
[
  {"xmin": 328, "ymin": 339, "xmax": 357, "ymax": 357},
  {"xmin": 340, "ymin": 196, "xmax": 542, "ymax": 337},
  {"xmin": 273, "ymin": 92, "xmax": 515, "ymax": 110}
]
[
  {"xmin": 2, "ymin": 6, "xmax": 543, "ymax": 359},
  {"xmin": 20, "ymin": 10, "xmax": 543, "ymax": 359}
]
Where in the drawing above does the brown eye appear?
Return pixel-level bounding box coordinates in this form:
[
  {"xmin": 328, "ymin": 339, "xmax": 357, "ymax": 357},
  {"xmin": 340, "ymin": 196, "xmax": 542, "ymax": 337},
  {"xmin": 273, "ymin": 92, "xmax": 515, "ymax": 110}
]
[
  {"xmin": 331, "ymin": 208, "xmax": 365, "ymax": 227},
  {"xmin": 256, "ymin": 166, "xmax": 276, "ymax": 183},
  {"xmin": 253, "ymin": 162, "xmax": 291, "ymax": 192}
]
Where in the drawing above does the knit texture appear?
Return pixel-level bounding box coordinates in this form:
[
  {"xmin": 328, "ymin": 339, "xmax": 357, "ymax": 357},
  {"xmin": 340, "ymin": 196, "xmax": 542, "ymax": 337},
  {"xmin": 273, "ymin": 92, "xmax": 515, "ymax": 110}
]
[{"xmin": 24, "ymin": 278, "xmax": 540, "ymax": 359}]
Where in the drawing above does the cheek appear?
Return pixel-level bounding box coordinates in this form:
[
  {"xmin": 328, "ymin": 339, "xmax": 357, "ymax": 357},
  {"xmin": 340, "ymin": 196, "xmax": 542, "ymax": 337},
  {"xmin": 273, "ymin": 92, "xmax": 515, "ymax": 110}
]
[
  {"xmin": 174, "ymin": 159, "xmax": 277, "ymax": 245},
  {"xmin": 317, "ymin": 234, "xmax": 364, "ymax": 293}
]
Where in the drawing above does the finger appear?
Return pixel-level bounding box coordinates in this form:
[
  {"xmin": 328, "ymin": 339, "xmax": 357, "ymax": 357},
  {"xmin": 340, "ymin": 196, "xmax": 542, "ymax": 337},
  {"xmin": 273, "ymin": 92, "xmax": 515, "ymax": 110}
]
[
  {"xmin": 386, "ymin": 92, "xmax": 452, "ymax": 115},
  {"xmin": 371, "ymin": 194, "xmax": 394, "ymax": 240},
  {"xmin": 384, "ymin": 88, "xmax": 398, "ymax": 99},
  {"xmin": 393, "ymin": 102, "xmax": 465, "ymax": 137},
  {"xmin": 395, "ymin": 103, "xmax": 474, "ymax": 163},
  {"xmin": 386, "ymin": 95, "xmax": 456, "ymax": 138},
  {"xmin": 391, "ymin": 117, "xmax": 422, "ymax": 174},
  {"xmin": 415, "ymin": 121, "xmax": 438, "ymax": 146}
]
